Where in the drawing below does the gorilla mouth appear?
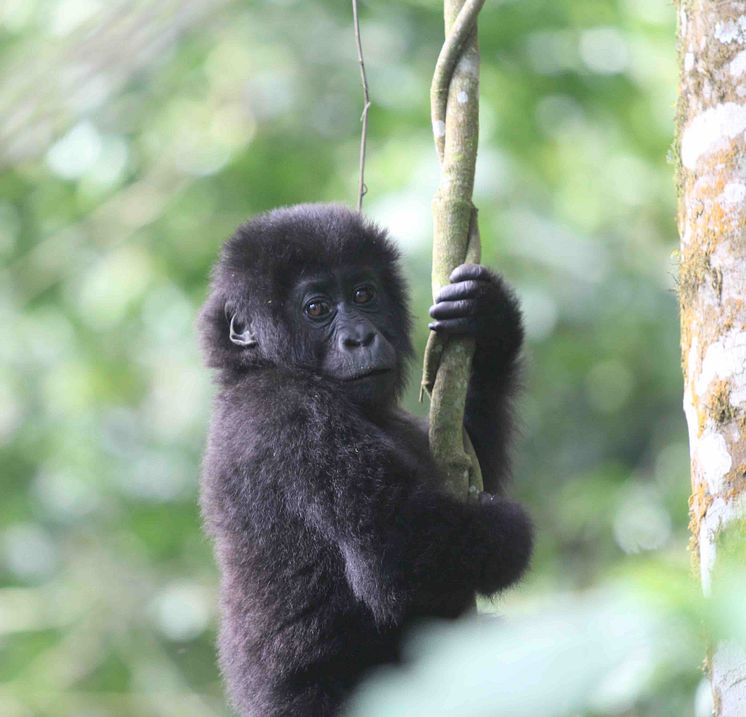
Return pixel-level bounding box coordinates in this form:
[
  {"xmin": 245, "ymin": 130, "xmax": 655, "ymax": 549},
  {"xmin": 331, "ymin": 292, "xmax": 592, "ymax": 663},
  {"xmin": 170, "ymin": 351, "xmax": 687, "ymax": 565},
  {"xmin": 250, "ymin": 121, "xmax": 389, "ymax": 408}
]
[{"xmin": 344, "ymin": 368, "xmax": 393, "ymax": 382}]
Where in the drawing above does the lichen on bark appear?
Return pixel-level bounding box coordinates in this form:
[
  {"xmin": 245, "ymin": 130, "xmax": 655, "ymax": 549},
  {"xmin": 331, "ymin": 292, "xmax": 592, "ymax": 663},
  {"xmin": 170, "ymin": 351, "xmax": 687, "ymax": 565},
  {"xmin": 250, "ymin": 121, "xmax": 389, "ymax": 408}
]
[{"xmin": 677, "ymin": 1, "xmax": 746, "ymax": 713}]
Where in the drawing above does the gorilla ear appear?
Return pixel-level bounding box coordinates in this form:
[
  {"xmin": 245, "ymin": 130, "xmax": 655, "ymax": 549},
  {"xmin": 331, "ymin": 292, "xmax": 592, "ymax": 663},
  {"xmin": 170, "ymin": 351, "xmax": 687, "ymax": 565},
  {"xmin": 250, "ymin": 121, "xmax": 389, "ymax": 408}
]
[{"xmin": 225, "ymin": 302, "xmax": 257, "ymax": 348}]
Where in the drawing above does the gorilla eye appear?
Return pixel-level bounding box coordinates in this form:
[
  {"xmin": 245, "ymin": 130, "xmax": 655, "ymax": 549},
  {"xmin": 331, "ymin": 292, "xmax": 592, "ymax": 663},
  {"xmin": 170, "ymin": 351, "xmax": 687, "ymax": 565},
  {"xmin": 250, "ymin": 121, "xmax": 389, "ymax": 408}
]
[
  {"xmin": 353, "ymin": 286, "xmax": 375, "ymax": 305},
  {"xmin": 305, "ymin": 300, "xmax": 331, "ymax": 319}
]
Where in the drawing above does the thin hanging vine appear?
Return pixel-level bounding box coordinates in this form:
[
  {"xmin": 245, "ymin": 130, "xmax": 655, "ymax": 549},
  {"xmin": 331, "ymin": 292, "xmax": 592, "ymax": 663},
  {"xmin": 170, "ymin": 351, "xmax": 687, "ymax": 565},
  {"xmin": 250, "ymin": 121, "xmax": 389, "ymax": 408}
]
[{"xmin": 352, "ymin": 0, "xmax": 371, "ymax": 212}]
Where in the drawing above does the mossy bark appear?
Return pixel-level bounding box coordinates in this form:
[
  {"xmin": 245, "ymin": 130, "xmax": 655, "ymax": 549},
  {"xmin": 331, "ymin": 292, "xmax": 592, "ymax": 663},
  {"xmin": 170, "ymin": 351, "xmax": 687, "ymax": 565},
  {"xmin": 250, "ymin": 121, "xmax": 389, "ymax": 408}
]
[
  {"xmin": 422, "ymin": 0, "xmax": 485, "ymax": 500},
  {"xmin": 677, "ymin": 2, "xmax": 746, "ymax": 712}
]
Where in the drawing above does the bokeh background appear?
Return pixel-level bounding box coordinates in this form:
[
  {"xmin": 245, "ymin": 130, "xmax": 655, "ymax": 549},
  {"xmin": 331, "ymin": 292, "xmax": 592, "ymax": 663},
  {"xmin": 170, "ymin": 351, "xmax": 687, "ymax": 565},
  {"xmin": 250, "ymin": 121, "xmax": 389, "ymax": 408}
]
[{"xmin": 0, "ymin": 0, "xmax": 718, "ymax": 715}]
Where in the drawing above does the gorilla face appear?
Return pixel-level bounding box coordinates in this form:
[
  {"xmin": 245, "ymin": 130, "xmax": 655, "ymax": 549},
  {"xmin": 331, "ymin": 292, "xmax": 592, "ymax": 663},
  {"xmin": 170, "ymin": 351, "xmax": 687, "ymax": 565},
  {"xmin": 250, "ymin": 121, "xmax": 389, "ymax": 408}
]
[
  {"xmin": 199, "ymin": 204, "xmax": 413, "ymax": 407},
  {"xmin": 288, "ymin": 266, "xmax": 398, "ymax": 403}
]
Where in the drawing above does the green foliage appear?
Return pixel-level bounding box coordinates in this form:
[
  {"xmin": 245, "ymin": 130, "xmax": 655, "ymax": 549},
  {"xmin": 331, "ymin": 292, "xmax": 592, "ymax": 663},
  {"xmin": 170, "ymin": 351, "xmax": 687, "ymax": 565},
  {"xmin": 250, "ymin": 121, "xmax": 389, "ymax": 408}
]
[
  {"xmin": 0, "ymin": 0, "xmax": 700, "ymax": 715},
  {"xmin": 347, "ymin": 587, "xmax": 691, "ymax": 717}
]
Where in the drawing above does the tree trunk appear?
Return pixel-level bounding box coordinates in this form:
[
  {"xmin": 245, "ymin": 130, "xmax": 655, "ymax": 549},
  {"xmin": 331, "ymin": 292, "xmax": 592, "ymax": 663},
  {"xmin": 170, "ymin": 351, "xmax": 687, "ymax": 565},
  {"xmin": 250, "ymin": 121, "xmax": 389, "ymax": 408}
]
[
  {"xmin": 422, "ymin": 0, "xmax": 485, "ymax": 500},
  {"xmin": 677, "ymin": 2, "xmax": 746, "ymax": 713}
]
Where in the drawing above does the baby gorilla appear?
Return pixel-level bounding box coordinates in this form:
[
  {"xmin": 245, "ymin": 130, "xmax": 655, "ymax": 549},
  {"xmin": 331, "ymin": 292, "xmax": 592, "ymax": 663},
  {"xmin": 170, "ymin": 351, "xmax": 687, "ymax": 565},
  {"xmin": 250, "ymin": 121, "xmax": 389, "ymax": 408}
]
[{"xmin": 198, "ymin": 203, "xmax": 532, "ymax": 717}]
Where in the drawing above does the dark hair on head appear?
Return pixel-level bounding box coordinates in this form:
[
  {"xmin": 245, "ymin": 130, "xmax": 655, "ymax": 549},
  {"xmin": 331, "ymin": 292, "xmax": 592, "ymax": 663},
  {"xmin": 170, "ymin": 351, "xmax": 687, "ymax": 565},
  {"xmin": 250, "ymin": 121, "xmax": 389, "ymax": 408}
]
[{"xmin": 198, "ymin": 203, "xmax": 412, "ymax": 377}]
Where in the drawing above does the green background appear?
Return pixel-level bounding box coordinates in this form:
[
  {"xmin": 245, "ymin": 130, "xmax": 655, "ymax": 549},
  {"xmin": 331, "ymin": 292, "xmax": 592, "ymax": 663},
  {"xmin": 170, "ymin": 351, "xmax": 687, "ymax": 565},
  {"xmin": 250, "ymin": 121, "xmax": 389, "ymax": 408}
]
[{"xmin": 0, "ymin": 1, "xmax": 721, "ymax": 715}]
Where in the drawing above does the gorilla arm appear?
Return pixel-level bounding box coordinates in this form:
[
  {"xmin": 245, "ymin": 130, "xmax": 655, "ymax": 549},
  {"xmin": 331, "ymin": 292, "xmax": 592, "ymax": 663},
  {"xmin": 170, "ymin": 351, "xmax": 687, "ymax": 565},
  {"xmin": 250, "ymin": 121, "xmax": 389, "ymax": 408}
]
[{"xmin": 263, "ymin": 381, "xmax": 532, "ymax": 626}]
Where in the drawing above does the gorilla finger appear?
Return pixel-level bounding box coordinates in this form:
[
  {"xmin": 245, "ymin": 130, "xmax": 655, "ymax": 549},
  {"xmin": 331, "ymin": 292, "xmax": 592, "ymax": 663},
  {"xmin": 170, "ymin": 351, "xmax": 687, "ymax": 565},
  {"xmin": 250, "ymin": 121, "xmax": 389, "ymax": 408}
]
[
  {"xmin": 436, "ymin": 280, "xmax": 483, "ymax": 303},
  {"xmin": 429, "ymin": 299, "xmax": 478, "ymax": 320},
  {"xmin": 450, "ymin": 263, "xmax": 493, "ymax": 283},
  {"xmin": 428, "ymin": 317, "xmax": 475, "ymax": 335}
]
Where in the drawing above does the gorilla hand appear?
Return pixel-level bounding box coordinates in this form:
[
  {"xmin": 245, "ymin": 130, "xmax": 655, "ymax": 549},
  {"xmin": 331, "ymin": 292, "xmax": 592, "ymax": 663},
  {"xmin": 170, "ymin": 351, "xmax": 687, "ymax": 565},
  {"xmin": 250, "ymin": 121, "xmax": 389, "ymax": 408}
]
[
  {"xmin": 428, "ymin": 263, "xmax": 523, "ymax": 362},
  {"xmin": 471, "ymin": 491, "xmax": 533, "ymax": 595}
]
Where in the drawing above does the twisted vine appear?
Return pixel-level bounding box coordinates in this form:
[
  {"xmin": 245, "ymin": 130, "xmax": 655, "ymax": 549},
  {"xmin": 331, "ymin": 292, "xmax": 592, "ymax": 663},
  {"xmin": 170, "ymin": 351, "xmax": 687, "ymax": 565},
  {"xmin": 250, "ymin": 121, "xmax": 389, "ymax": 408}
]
[
  {"xmin": 421, "ymin": 0, "xmax": 485, "ymax": 499},
  {"xmin": 430, "ymin": 0, "xmax": 486, "ymax": 162}
]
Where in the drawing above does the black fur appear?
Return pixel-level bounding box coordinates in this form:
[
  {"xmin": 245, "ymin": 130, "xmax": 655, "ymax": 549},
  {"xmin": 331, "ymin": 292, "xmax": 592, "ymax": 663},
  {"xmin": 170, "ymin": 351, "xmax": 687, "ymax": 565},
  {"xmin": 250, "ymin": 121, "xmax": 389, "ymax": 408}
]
[{"xmin": 198, "ymin": 203, "xmax": 532, "ymax": 717}]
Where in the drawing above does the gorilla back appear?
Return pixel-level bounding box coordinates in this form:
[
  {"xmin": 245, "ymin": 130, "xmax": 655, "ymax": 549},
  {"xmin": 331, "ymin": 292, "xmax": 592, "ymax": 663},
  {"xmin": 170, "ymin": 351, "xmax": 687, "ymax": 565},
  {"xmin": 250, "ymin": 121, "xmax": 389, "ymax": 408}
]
[{"xmin": 198, "ymin": 204, "xmax": 533, "ymax": 717}]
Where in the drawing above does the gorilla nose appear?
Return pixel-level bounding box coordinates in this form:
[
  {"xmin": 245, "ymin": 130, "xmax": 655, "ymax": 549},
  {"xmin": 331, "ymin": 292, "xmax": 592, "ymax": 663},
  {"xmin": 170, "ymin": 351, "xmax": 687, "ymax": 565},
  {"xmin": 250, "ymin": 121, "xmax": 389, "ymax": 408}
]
[{"xmin": 341, "ymin": 330, "xmax": 376, "ymax": 348}]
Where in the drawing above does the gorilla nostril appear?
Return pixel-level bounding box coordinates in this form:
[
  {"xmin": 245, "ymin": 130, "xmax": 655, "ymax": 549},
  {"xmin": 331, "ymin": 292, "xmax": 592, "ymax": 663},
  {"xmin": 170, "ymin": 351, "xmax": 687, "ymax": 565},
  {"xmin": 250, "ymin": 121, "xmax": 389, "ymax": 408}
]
[{"xmin": 342, "ymin": 331, "xmax": 376, "ymax": 348}]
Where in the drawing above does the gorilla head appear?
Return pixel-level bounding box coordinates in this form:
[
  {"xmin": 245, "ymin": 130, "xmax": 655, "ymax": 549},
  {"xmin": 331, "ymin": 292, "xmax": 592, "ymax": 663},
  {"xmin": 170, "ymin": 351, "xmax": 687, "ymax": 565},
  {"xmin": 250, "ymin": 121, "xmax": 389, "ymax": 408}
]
[{"xmin": 198, "ymin": 203, "xmax": 413, "ymax": 406}]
